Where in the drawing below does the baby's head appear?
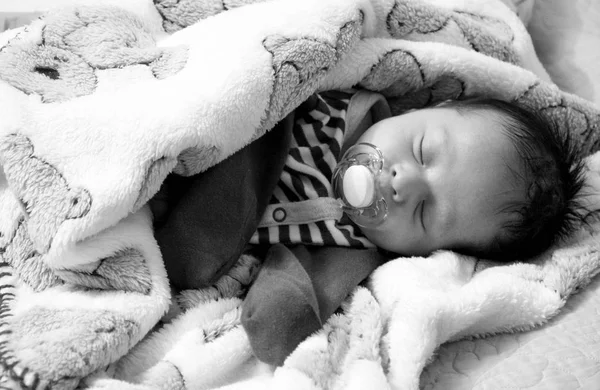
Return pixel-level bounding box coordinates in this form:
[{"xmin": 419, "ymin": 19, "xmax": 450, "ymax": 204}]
[{"xmin": 355, "ymin": 98, "xmax": 586, "ymax": 260}]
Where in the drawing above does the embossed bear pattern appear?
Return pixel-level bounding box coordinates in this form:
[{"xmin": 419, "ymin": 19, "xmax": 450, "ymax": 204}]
[{"xmin": 0, "ymin": 6, "xmax": 189, "ymax": 103}]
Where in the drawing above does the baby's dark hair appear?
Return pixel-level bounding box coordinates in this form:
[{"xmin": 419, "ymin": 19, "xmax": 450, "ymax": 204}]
[{"xmin": 446, "ymin": 98, "xmax": 589, "ymax": 261}]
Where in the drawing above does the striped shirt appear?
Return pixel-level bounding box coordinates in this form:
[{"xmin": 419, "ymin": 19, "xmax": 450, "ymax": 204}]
[{"xmin": 250, "ymin": 91, "xmax": 374, "ymax": 248}]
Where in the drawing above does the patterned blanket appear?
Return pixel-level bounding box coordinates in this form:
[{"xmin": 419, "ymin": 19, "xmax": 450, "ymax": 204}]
[{"xmin": 1, "ymin": 0, "xmax": 600, "ymax": 389}]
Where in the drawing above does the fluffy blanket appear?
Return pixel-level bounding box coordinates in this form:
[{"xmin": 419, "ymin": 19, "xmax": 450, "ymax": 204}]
[{"xmin": 1, "ymin": 0, "xmax": 600, "ymax": 389}]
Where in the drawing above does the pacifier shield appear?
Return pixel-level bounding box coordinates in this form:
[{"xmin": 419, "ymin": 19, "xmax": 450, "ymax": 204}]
[{"xmin": 332, "ymin": 142, "xmax": 388, "ymax": 228}]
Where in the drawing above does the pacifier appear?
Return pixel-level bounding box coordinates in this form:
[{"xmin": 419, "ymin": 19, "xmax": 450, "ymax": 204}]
[{"xmin": 332, "ymin": 143, "xmax": 388, "ymax": 227}]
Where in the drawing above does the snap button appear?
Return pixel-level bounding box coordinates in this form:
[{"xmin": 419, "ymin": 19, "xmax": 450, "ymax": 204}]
[{"xmin": 273, "ymin": 207, "xmax": 287, "ymax": 222}]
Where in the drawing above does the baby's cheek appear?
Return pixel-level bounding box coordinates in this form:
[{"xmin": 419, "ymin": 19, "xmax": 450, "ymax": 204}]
[
  {"xmin": 361, "ymin": 225, "xmax": 403, "ymax": 253},
  {"xmin": 372, "ymin": 223, "xmax": 436, "ymax": 256},
  {"xmin": 359, "ymin": 226, "xmax": 384, "ymax": 245}
]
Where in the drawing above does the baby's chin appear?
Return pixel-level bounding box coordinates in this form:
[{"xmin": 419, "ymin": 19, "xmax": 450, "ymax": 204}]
[
  {"xmin": 360, "ymin": 227, "xmax": 432, "ymax": 257},
  {"xmin": 360, "ymin": 227, "xmax": 396, "ymax": 252}
]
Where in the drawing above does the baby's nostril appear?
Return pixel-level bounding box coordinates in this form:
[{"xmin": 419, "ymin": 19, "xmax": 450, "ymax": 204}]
[{"xmin": 392, "ymin": 170, "xmax": 396, "ymax": 177}]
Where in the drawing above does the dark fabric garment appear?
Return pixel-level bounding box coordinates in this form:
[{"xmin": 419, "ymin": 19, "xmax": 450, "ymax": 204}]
[
  {"xmin": 241, "ymin": 243, "xmax": 387, "ymax": 366},
  {"xmin": 154, "ymin": 115, "xmax": 294, "ymax": 289}
]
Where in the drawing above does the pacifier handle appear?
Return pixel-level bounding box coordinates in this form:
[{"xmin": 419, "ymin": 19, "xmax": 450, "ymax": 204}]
[{"xmin": 343, "ymin": 165, "xmax": 376, "ymax": 208}]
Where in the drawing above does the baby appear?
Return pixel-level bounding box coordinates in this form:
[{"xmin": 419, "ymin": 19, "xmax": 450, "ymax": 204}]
[
  {"xmin": 247, "ymin": 91, "xmax": 585, "ymax": 264},
  {"xmin": 152, "ymin": 90, "xmax": 586, "ymax": 366},
  {"xmin": 244, "ymin": 91, "xmax": 587, "ymax": 365}
]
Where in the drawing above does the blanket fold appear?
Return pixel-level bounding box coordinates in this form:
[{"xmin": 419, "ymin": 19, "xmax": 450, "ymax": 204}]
[{"xmin": 1, "ymin": 0, "xmax": 600, "ymax": 389}]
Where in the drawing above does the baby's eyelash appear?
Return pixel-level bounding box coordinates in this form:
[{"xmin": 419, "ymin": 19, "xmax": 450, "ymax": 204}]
[{"xmin": 419, "ymin": 136, "xmax": 425, "ymax": 164}]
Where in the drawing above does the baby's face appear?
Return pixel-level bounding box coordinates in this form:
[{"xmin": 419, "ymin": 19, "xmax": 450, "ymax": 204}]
[{"xmin": 356, "ymin": 106, "xmax": 523, "ymax": 256}]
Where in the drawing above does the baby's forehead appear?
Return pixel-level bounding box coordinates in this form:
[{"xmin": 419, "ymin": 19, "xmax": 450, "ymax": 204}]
[
  {"xmin": 451, "ymin": 119, "xmax": 529, "ymax": 217},
  {"xmin": 463, "ymin": 169, "xmax": 527, "ymax": 247},
  {"xmin": 449, "ymin": 164, "xmax": 526, "ymax": 253},
  {"xmin": 480, "ymin": 156, "xmax": 529, "ymax": 227}
]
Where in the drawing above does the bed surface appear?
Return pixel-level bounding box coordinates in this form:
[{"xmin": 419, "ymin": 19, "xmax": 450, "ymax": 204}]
[{"xmin": 422, "ymin": 275, "xmax": 600, "ymax": 389}]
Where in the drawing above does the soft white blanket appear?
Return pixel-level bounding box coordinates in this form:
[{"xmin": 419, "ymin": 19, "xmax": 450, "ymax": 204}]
[{"xmin": 1, "ymin": 0, "xmax": 600, "ymax": 389}]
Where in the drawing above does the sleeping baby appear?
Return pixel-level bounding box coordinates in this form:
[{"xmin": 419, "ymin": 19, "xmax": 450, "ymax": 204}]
[{"xmin": 151, "ymin": 90, "xmax": 588, "ymax": 366}]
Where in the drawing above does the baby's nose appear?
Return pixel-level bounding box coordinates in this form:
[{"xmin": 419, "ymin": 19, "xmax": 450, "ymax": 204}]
[{"xmin": 389, "ymin": 164, "xmax": 428, "ymax": 204}]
